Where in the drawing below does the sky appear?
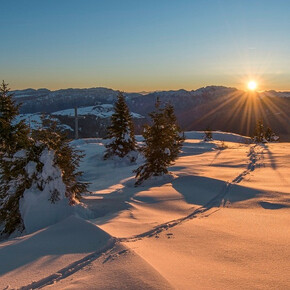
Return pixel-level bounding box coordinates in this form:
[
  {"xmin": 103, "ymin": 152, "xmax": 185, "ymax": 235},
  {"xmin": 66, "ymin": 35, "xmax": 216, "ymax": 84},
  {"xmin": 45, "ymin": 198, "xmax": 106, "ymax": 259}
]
[{"xmin": 0, "ymin": 0, "xmax": 289, "ymax": 92}]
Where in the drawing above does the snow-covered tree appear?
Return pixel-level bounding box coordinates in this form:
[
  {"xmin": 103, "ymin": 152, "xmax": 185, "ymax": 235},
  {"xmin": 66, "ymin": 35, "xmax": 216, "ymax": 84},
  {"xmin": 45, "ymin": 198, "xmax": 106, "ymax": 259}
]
[
  {"xmin": 253, "ymin": 120, "xmax": 266, "ymax": 143},
  {"xmin": 0, "ymin": 81, "xmax": 31, "ymax": 235},
  {"xmin": 0, "ymin": 85, "xmax": 89, "ymax": 236},
  {"xmin": 104, "ymin": 91, "xmax": 136, "ymax": 162},
  {"xmin": 134, "ymin": 99, "xmax": 184, "ymax": 185},
  {"xmin": 265, "ymin": 127, "xmax": 279, "ymax": 142},
  {"xmin": 31, "ymin": 116, "xmax": 89, "ymax": 203},
  {"xmin": 0, "ymin": 143, "xmax": 60, "ymax": 234}
]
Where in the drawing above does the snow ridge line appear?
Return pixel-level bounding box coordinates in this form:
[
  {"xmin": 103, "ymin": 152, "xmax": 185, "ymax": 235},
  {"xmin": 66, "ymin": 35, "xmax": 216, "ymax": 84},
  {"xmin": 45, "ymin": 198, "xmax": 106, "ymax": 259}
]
[
  {"xmin": 119, "ymin": 145, "xmax": 261, "ymax": 242},
  {"xmin": 19, "ymin": 238, "xmax": 116, "ymax": 290}
]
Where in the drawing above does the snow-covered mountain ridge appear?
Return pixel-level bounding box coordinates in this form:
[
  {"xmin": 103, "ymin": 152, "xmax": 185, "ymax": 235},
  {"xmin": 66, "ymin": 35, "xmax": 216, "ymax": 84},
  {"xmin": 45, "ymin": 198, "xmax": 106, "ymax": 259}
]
[{"xmin": 11, "ymin": 86, "xmax": 290, "ymax": 140}]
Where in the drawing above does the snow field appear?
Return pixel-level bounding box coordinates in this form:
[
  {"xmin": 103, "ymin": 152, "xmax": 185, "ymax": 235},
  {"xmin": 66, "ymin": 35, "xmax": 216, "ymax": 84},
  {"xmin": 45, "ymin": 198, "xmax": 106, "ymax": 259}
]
[{"xmin": 0, "ymin": 131, "xmax": 289, "ymax": 289}]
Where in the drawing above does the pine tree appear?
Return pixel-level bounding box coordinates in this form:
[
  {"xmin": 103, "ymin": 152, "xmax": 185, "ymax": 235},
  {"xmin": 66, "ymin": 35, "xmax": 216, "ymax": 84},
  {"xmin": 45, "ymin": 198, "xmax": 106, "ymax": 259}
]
[
  {"xmin": 134, "ymin": 99, "xmax": 184, "ymax": 185},
  {"xmin": 253, "ymin": 120, "xmax": 266, "ymax": 143},
  {"xmin": 265, "ymin": 126, "xmax": 279, "ymax": 142},
  {"xmin": 0, "ymin": 81, "xmax": 31, "ymax": 235},
  {"xmin": 104, "ymin": 91, "xmax": 136, "ymax": 161},
  {"xmin": 0, "ymin": 86, "xmax": 89, "ymax": 236},
  {"xmin": 0, "ymin": 81, "xmax": 30, "ymax": 154},
  {"xmin": 31, "ymin": 116, "xmax": 89, "ymax": 204},
  {"xmin": 265, "ymin": 127, "xmax": 272, "ymax": 142}
]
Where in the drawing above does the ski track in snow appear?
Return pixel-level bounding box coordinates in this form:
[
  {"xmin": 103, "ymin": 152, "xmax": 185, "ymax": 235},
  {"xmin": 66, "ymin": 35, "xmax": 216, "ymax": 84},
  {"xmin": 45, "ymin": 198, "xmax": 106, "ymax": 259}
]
[
  {"xmin": 119, "ymin": 144, "xmax": 264, "ymax": 242},
  {"xmin": 19, "ymin": 239, "xmax": 116, "ymax": 290}
]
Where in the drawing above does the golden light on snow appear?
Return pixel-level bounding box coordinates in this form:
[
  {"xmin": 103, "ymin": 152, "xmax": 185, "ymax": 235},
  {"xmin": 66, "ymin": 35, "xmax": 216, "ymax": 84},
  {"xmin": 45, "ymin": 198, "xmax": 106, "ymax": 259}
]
[{"xmin": 247, "ymin": 81, "xmax": 257, "ymax": 91}]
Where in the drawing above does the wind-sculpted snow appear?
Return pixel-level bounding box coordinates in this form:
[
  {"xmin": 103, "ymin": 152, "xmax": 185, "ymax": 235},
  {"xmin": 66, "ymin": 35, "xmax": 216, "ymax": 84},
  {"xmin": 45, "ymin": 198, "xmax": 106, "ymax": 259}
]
[{"xmin": 0, "ymin": 133, "xmax": 289, "ymax": 289}]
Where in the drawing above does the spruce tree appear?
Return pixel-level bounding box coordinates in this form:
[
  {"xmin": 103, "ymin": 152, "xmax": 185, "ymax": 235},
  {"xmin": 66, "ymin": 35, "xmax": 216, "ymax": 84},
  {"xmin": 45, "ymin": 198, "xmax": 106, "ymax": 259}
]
[
  {"xmin": 0, "ymin": 84, "xmax": 89, "ymax": 236},
  {"xmin": 134, "ymin": 99, "xmax": 184, "ymax": 185},
  {"xmin": 104, "ymin": 91, "xmax": 136, "ymax": 161},
  {"xmin": 0, "ymin": 81, "xmax": 31, "ymax": 235},
  {"xmin": 265, "ymin": 127, "xmax": 272, "ymax": 142},
  {"xmin": 0, "ymin": 81, "xmax": 30, "ymax": 153},
  {"xmin": 253, "ymin": 120, "xmax": 266, "ymax": 143},
  {"xmin": 31, "ymin": 116, "xmax": 89, "ymax": 204}
]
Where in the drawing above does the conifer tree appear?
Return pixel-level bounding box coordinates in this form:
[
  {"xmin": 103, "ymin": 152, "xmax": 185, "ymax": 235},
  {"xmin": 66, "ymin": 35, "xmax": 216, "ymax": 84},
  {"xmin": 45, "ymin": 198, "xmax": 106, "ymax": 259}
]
[
  {"xmin": 0, "ymin": 84, "xmax": 89, "ymax": 235},
  {"xmin": 0, "ymin": 81, "xmax": 30, "ymax": 154},
  {"xmin": 0, "ymin": 81, "xmax": 31, "ymax": 235},
  {"xmin": 104, "ymin": 91, "xmax": 136, "ymax": 161},
  {"xmin": 134, "ymin": 99, "xmax": 184, "ymax": 185},
  {"xmin": 31, "ymin": 116, "xmax": 89, "ymax": 203},
  {"xmin": 265, "ymin": 127, "xmax": 272, "ymax": 142},
  {"xmin": 253, "ymin": 120, "xmax": 266, "ymax": 143}
]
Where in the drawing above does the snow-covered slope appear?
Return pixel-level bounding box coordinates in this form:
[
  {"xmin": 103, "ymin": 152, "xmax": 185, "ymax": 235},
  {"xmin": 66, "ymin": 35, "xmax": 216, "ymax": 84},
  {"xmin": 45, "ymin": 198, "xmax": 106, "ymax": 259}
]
[
  {"xmin": 15, "ymin": 113, "xmax": 73, "ymax": 131},
  {"xmin": 0, "ymin": 131, "xmax": 289, "ymax": 289},
  {"xmin": 51, "ymin": 104, "xmax": 143, "ymax": 119}
]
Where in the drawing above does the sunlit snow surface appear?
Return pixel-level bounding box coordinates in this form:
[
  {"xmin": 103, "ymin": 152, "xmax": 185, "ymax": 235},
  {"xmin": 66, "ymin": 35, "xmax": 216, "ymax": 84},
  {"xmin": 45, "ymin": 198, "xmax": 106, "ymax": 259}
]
[{"xmin": 0, "ymin": 131, "xmax": 289, "ymax": 289}]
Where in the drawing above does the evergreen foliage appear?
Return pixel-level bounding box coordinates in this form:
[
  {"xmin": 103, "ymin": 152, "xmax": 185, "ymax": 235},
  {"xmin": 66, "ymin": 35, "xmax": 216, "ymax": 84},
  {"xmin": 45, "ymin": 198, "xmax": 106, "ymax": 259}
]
[
  {"xmin": 0, "ymin": 83, "xmax": 89, "ymax": 236},
  {"xmin": 0, "ymin": 81, "xmax": 30, "ymax": 154},
  {"xmin": 253, "ymin": 120, "xmax": 265, "ymax": 143},
  {"xmin": 31, "ymin": 116, "xmax": 89, "ymax": 204},
  {"xmin": 104, "ymin": 91, "xmax": 136, "ymax": 161},
  {"xmin": 134, "ymin": 99, "xmax": 184, "ymax": 185},
  {"xmin": 253, "ymin": 120, "xmax": 279, "ymax": 143},
  {"xmin": 0, "ymin": 81, "xmax": 31, "ymax": 235}
]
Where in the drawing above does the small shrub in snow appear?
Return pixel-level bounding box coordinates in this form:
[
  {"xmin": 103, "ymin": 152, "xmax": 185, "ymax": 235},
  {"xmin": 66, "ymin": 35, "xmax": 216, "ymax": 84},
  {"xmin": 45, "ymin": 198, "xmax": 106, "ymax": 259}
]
[
  {"xmin": 104, "ymin": 91, "xmax": 137, "ymax": 161},
  {"xmin": 204, "ymin": 128, "xmax": 213, "ymax": 141},
  {"xmin": 134, "ymin": 99, "xmax": 184, "ymax": 185}
]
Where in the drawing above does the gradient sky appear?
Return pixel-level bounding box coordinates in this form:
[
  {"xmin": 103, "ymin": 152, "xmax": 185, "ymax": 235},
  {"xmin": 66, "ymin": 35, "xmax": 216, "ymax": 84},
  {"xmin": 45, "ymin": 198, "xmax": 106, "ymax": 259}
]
[{"xmin": 1, "ymin": 0, "xmax": 289, "ymax": 91}]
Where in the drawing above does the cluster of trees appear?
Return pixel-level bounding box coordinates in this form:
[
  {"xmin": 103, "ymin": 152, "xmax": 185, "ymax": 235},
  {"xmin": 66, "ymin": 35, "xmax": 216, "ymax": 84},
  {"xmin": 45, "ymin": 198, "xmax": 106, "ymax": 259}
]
[
  {"xmin": 0, "ymin": 81, "xmax": 89, "ymax": 236},
  {"xmin": 0, "ymin": 85, "xmax": 184, "ymax": 237},
  {"xmin": 253, "ymin": 120, "xmax": 279, "ymax": 143},
  {"xmin": 104, "ymin": 92, "xmax": 184, "ymax": 185}
]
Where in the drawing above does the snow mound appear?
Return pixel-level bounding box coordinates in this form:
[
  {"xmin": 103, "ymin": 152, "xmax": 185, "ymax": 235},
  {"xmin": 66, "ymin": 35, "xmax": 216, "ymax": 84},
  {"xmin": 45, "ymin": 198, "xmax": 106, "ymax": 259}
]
[{"xmin": 0, "ymin": 216, "xmax": 114, "ymax": 289}]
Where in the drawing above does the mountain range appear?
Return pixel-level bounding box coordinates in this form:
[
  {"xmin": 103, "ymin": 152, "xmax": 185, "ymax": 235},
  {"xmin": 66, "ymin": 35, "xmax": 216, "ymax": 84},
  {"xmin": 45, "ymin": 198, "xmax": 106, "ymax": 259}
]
[{"xmin": 12, "ymin": 86, "xmax": 290, "ymax": 141}]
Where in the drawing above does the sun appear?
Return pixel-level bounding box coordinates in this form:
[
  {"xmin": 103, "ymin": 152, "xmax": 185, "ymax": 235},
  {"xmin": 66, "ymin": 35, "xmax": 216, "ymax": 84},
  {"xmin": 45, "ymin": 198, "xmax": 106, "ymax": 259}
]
[{"xmin": 247, "ymin": 81, "xmax": 257, "ymax": 91}]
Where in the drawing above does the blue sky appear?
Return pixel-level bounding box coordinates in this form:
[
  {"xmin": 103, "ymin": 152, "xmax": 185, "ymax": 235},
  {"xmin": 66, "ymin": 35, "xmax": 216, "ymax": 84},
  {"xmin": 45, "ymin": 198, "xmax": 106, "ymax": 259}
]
[{"xmin": 0, "ymin": 0, "xmax": 289, "ymax": 91}]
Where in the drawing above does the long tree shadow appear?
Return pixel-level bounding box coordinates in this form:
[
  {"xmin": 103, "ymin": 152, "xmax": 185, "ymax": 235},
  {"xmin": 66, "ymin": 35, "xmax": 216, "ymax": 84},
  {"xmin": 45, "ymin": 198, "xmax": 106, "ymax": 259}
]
[
  {"xmin": 262, "ymin": 144, "xmax": 277, "ymax": 170},
  {"xmin": 179, "ymin": 140, "xmax": 217, "ymax": 157},
  {"xmin": 172, "ymin": 175, "xmax": 261, "ymax": 207},
  {"xmin": 84, "ymin": 177, "xmax": 175, "ymax": 225}
]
